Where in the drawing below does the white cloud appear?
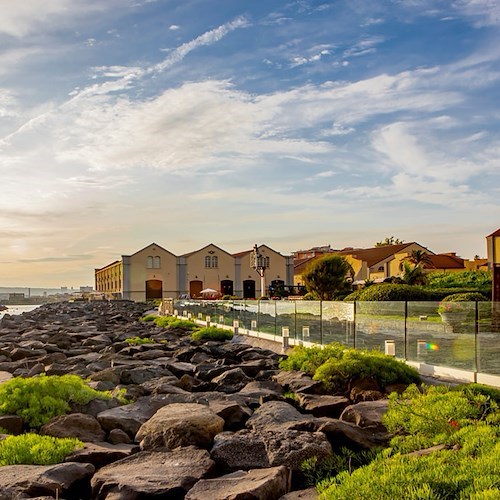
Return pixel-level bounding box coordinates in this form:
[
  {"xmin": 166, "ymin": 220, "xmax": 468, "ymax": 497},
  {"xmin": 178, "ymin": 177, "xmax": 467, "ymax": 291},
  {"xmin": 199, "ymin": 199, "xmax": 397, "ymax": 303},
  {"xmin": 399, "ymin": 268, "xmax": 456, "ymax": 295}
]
[{"xmin": 169, "ymin": 24, "xmax": 180, "ymax": 31}]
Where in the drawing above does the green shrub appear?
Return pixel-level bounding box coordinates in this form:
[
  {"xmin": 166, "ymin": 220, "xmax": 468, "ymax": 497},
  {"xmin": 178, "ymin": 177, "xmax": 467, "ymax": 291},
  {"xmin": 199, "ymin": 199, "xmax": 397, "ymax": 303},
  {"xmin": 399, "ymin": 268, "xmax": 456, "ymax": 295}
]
[
  {"xmin": 441, "ymin": 292, "xmax": 489, "ymax": 302},
  {"xmin": 279, "ymin": 343, "xmax": 345, "ymax": 375},
  {"xmin": 0, "ymin": 433, "xmax": 83, "ymax": 465},
  {"xmin": 318, "ymin": 432, "xmax": 500, "ymax": 499},
  {"xmin": 426, "ymin": 270, "xmax": 492, "ymax": 289},
  {"xmin": 353, "ymin": 284, "xmax": 431, "ymax": 301},
  {"xmin": 343, "ymin": 289, "xmax": 364, "ymax": 301},
  {"xmin": 0, "ymin": 375, "xmax": 114, "ymax": 427},
  {"xmin": 154, "ymin": 316, "xmax": 197, "ymax": 330},
  {"xmin": 313, "ymin": 348, "xmax": 420, "ymax": 394},
  {"xmin": 125, "ymin": 336, "xmax": 155, "ymax": 345},
  {"xmin": 139, "ymin": 314, "xmax": 157, "ymax": 322},
  {"xmin": 191, "ymin": 327, "xmax": 233, "ymax": 341}
]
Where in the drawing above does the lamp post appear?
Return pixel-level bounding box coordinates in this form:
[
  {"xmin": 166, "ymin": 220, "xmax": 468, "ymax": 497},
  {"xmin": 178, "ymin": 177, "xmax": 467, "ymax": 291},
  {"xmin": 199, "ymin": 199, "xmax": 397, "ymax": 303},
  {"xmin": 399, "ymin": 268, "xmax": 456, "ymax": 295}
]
[{"xmin": 251, "ymin": 244, "xmax": 269, "ymax": 297}]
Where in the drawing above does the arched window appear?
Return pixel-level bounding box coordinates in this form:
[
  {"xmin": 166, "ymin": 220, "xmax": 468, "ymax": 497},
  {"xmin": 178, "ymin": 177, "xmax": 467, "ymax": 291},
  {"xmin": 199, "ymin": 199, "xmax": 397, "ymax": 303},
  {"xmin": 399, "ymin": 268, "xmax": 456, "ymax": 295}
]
[
  {"xmin": 211, "ymin": 256, "xmax": 218, "ymax": 268},
  {"xmin": 205, "ymin": 256, "xmax": 211, "ymax": 268},
  {"xmin": 154, "ymin": 256, "xmax": 161, "ymax": 268},
  {"xmin": 147, "ymin": 256, "xmax": 153, "ymax": 268}
]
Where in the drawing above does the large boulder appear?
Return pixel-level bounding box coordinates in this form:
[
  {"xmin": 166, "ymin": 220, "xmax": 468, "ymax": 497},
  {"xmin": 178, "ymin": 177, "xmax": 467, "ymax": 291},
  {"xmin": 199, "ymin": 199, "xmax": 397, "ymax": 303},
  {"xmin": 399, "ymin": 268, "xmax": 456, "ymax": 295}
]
[
  {"xmin": 0, "ymin": 462, "xmax": 95, "ymax": 498},
  {"xmin": 186, "ymin": 466, "xmax": 291, "ymax": 500},
  {"xmin": 91, "ymin": 448, "xmax": 214, "ymax": 499},
  {"xmin": 136, "ymin": 403, "xmax": 225, "ymax": 450},
  {"xmin": 296, "ymin": 394, "xmax": 350, "ymax": 418},
  {"xmin": 339, "ymin": 400, "xmax": 389, "ymax": 429},
  {"xmin": 41, "ymin": 413, "xmax": 106, "ymax": 442},
  {"xmin": 246, "ymin": 401, "xmax": 314, "ymax": 432}
]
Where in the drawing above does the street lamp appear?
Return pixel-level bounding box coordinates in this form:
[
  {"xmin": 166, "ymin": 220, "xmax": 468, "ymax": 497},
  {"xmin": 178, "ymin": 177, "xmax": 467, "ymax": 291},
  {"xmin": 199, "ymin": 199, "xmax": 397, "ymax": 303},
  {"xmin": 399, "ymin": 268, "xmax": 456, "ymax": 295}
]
[{"xmin": 251, "ymin": 244, "xmax": 269, "ymax": 297}]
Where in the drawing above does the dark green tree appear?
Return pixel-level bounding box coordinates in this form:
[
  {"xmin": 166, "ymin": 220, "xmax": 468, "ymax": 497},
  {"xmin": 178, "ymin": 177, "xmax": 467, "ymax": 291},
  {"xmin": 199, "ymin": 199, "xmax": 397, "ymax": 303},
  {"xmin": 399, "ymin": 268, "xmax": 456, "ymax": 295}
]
[
  {"xmin": 302, "ymin": 255, "xmax": 354, "ymax": 300},
  {"xmin": 375, "ymin": 236, "xmax": 405, "ymax": 247},
  {"xmin": 404, "ymin": 249, "xmax": 433, "ymax": 268}
]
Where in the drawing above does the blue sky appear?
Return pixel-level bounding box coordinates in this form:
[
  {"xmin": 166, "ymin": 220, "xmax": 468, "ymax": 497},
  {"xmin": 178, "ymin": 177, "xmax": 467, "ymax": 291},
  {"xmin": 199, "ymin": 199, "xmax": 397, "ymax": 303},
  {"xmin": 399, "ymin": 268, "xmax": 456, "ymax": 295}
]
[{"xmin": 0, "ymin": 0, "xmax": 499, "ymax": 287}]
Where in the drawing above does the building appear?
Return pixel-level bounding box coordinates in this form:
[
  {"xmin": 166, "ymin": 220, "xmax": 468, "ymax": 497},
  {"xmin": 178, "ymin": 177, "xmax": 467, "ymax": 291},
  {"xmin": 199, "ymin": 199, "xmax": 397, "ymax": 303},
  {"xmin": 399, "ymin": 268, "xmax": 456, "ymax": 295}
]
[{"xmin": 95, "ymin": 243, "xmax": 294, "ymax": 301}]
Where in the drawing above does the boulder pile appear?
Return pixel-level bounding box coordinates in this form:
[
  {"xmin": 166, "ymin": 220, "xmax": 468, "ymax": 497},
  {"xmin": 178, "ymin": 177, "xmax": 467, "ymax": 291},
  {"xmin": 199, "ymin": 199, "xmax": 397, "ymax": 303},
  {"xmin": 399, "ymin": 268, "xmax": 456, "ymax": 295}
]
[{"xmin": 0, "ymin": 301, "xmax": 393, "ymax": 499}]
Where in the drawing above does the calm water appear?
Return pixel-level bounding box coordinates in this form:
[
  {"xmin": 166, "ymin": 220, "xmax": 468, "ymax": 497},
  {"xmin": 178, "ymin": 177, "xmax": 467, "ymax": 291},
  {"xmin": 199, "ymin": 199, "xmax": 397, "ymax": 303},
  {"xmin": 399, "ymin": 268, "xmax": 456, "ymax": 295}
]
[{"xmin": 0, "ymin": 304, "xmax": 41, "ymax": 320}]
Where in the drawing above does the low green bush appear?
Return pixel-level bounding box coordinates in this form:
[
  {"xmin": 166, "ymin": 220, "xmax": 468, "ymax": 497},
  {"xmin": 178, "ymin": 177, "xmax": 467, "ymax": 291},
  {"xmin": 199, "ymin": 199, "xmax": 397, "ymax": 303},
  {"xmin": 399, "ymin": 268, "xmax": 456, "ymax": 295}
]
[
  {"xmin": 124, "ymin": 336, "xmax": 155, "ymax": 345},
  {"xmin": 441, "ymin": 292, "xmax": 489, "ymax": 302},
  {"xmin": 0, "ymin": 375, "xmax": 114, "ymax": 428},
  {"xmin": 191, "ymin": 327, "xmax": 233, "ymax": 341},
  {"xmin": 313, "ymin": 348, "xmax": 420, "ymax": 394},
  {"xmin": 0, "ymin": 433, "xmax": 83, "ymax": 465},
  {"xmin": 154, "ymin": 316, "xmax": 197, "ymax": 331},
  {"xmin": 139, "ymin": 314, "xmax": 157, "ymax": 322},
  {"xmin": 352, "ymin": 284, "xmax": 431, "ymax": 301},
  {"xmin": 343, "ymin": 289, "xmax": 364, "ymax": 301},
  {"xmin": 279, "ymin": 343, "xmax": 345, "ymax": 375}
]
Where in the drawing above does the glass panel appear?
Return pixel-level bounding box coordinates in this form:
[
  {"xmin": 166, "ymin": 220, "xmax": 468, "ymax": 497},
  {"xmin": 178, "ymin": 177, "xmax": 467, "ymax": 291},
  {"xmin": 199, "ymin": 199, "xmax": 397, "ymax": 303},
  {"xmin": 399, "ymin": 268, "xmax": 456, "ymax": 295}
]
[
  {"xmin": 276, "ymin": 301, "xmax": 296, "ymax": 339},
  {"xmin": 295, "ymin": 301, "xmax": 321, "ymax": 343},
  {"xmin": 478, "ymin": 301, "xmax": 500, "ymax": 375},
  {"xmin": 407, "ymin": 301, "xmax": 477, "ymax": 371},
  {"xmin": 355, "ymin": 301, "xmax": 406, "ymax": 357},
  {"xmin": 322, "ymin": 302, "xmax": 354, "ymax": 347},
  {"xmin": 258, "ymin": 300, "xmax": 276, "ymax": 336}
]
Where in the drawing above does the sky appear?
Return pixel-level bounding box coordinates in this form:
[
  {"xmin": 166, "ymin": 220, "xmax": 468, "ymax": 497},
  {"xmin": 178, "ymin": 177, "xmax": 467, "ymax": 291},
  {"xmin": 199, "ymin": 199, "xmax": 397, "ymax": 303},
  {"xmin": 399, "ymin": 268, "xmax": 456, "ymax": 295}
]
[{"xmin": 0, "ymin": 0, "xmax": 499, "ymax": 287}]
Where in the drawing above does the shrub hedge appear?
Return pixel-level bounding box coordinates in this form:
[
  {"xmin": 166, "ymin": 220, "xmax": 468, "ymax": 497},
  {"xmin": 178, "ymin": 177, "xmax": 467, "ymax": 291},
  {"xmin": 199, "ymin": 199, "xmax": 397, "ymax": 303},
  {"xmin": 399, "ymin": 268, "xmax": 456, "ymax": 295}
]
[{"xmin": 191, "ymin": 327, "xmax": 233, "ymax": 341}]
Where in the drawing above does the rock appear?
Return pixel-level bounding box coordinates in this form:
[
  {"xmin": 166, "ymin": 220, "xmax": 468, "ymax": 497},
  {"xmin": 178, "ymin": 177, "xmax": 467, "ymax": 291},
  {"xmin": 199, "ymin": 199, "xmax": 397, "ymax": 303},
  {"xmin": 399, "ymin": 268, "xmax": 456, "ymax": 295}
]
[
  {"xmin": 41, "ymin": 413, "xmax": 106, "ymax": 442},
  {"xmin": 211, "ymin": 367, "xmax": 252, "ymax": 393},
  {"xmin": 91, "ymin": 448, "xmax": 214, "ymax": 499},
  {"xmin": 136, "ymin": 403, "xmax": 224, "ymax": 450},
  {"xmin": 211, "ymin": 430, "xmax": 270, "ymax": 472},
  {"xmin": 279, "ymin": 487, "xmax": 319, "ymax": 499},
  {"xmin": 340, "ymin": 400, "xmax": 389, "ymax": 429},
  {"xmin": 186, "ymin": 466, "xmax": 291, "ymax": 500},
  {"xmin": 66, "ymin": 442, "xmax": 139, "ymax": 469},
  {"xmin": 108, "ymin": 428, "xmax": 132, "ymax": 445},
  {"xmin": 315, "ymin": 418, "xmax": 391, "ymax": 451},
  {"xmin": 0, "ymin": 415, "xmax": 24, "ymax": 435},
  {"xmin": 273, "ymin": 371, "xmax": 324, "ymax": 394},
  {"xmin": 0, "ymin": 462, "xmax": 95, "ymax": 498},
  {"xmin": 208, "ymin": 399, "xmax": 252, "ymax": 431},
  {"xmin": 246, "ymin": 401, "xmax": 315, "ymax": 432},
  {"xmin": 0, "ymin": 370, "xmax": 13, "ymax": 384},
  {"xmin": 296, "ymin": 394, "xmax": 350, "ymax": 418}
]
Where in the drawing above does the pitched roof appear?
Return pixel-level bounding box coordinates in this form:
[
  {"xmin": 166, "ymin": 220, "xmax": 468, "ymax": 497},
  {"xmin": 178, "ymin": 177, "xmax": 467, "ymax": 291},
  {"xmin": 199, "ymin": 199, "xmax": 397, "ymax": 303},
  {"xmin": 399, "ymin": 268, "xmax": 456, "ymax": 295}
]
[
  {"xmin": 127, "ymin": 242, "xmax": 175, "ymax": 258},
  {"xmin": 293, "ymin": 256, "xmax": 320, "ymax": 274},
  {"xmin": 180, "ymin": 243, "xmax": 234, "ymax": 258},
  {"xmin": 425, "ymin": 253, "xmax": 465, "ymax": 269},
  {"xmin": 487, "ymin": 228, "xmax": 500, "ymax": 237},
  {"xmin": 337, "ymin": 243, "xmax": 416, "ymax": 267}
]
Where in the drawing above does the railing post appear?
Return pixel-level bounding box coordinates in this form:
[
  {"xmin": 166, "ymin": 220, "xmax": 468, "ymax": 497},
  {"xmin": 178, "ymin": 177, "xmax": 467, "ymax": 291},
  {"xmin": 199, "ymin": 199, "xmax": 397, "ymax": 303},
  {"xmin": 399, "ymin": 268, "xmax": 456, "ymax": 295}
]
[
  {"xmin": 474, "ymin": 300, "xmax": 480, "ymax": 377},
  {"xmin": 353, "ymin": 301, "xmax": 357, "ymax": 349},
  {"xmin": 320, "ymin": 300, "xmax": 323, "ymax": 346},
  {"xmin": 404, "ymin": 301, "xmax": 408, "ymax": 360}
]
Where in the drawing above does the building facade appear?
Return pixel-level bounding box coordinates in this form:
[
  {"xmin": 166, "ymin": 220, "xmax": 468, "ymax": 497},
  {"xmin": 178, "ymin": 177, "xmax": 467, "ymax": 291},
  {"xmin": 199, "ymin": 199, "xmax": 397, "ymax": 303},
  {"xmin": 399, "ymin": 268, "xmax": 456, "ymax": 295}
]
[{"xmin": 95, "ymin": 242, "xmax": 294, "ymax": 301}]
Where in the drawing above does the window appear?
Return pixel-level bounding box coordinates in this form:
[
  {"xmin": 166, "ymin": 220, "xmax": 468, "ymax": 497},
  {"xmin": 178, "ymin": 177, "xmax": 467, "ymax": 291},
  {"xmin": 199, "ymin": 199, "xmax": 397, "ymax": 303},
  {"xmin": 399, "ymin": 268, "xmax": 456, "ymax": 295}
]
[
  {"xmin": 205, "ymin": 255, "xmax": 218, "ymax": 268},
  {"xmin": 147, "ymin": 256, "xmax": 153, "ymax": 268},
  {"xmin": 205, "ymin": 256, "xmax": 211, "ymax": 268},
  {"xmin": 211, "ymin": 256, "xmax": 218, "ymax": 268},
  {"xmin": 154, "ymin": 256, "xmax": 161, "ymax": 268}
]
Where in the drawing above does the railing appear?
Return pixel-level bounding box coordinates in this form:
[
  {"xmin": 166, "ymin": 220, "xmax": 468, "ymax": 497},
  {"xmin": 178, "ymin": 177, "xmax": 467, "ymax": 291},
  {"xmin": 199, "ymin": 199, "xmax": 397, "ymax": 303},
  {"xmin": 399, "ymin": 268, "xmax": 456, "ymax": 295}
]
[{"xmin": 172, "ymin": 299, "xmax": 500, "ymax": 382}]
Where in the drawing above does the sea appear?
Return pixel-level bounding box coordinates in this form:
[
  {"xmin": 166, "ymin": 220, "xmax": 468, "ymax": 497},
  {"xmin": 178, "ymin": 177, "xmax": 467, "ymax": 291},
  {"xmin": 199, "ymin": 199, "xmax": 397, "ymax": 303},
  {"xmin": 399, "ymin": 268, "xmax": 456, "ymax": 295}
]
[{"xmin": 0, "ymin": 304, "xmax": 41, "ymax": 320}]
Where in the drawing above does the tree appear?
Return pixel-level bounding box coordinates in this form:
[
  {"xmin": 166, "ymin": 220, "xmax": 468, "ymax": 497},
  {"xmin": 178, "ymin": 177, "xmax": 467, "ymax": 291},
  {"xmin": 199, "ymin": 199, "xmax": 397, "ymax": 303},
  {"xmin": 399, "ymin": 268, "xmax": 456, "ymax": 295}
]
[
  {"xmin": 404, "ymin": 249, "xmax": 433, "ymax": 268},
  {"xmin": 375, "ymin": 236, "xmax": 405, "ymax": 247},
  {"xmin": 302, "ymin": 255, "xmax": 354, "ymax": 300},
  {"xmin": 401, "ymin": 261, "xmax": 427, "ymax": 285}
]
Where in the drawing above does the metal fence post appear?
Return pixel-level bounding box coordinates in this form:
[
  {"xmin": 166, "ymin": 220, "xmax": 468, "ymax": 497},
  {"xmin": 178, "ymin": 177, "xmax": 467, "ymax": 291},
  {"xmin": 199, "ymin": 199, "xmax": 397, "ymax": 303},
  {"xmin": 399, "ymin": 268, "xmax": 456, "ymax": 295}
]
[
  {"xmin": 320, "ymin": 300, "xmax": 323, "ymax": 346},
  {"xmin": 353, "ymin": 301, "xmax": 357, "ymax": 349},
  {"xmin": 404, "ymin": 301, "xmax": 408, "ymax": 360}
]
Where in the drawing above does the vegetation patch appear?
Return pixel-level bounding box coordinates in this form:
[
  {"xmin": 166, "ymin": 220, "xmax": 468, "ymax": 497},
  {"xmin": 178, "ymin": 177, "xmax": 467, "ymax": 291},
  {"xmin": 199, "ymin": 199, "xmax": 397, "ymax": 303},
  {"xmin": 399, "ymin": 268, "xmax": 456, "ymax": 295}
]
[
  {"xmin": 347, "ymin": 284, "xmax": 431, "ymax": 302},
  {"xmin": 279, "ymin": 343, "xmax": 420, "ymax": 395},
  {"xmin": 154, "ymin": 316, "xmax": 197, "ymax": 331},
  {"xmin": 139, "ymin": 314, "xmax": 157, "ymax": 322},
  {"xmin": 0, "ymin": 374, "xmax": 114, "ymax": 428},
  {"xmin": 191, "ymin": 326, "xmax": 233, "ymax": 341},
  {"xmin": 124, "ymin": 336, "xmax": 155, "ymax": 345},
  {"xmin": 318, "ymin": 384, "xmax": 500, "ymax": 499},
  {"xmin": 0, "ymin": 433, "xmax": 83, "ymax": 465}
]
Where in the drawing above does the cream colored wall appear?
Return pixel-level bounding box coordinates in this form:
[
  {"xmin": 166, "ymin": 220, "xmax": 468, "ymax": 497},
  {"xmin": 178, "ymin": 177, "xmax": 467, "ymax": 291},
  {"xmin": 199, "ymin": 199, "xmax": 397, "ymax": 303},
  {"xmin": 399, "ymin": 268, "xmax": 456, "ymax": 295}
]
[
  {"xmin": 344, "ymin": 256, "xmax": 365, "ymax": 280},
  {"xmin": 185, "ymin": 244, "xmax": 235, "ymax": 292},
  {"xmin": 239, "ymin": 245, "xmax": 287, "ymax": 295},
  {"xmin": 388, "ymin": 243, "xmax": 430, "ymax": 277},
  {"xmin": 128, "ymin": 245, "xmax": 177, "ymax": 298}
]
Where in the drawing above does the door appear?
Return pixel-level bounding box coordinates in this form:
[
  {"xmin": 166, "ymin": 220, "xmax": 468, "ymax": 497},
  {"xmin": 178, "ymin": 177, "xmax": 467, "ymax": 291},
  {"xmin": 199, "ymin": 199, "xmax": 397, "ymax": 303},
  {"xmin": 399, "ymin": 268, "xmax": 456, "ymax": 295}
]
[
  {"xmin": 220, "ymin": 280, "xmax": 233, "ymax": 296},
  {"xmin": 145, "ymin": 280, "xmax": 163, "ymax": 300},
  {"xmin": 243, "ymin": 280, "xmax": 256, "ymax": 299},
  {"xmin": 189, "ymin": 280, "xmax": 203, "ymax": 298}
]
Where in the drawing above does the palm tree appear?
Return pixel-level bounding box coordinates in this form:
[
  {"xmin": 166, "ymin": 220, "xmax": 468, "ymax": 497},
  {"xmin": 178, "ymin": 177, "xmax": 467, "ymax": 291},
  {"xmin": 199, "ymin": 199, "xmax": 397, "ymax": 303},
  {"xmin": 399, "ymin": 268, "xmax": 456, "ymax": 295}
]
[{"xmin": 405, "ymin": 250, "xmax": 433, "ymax": 269}]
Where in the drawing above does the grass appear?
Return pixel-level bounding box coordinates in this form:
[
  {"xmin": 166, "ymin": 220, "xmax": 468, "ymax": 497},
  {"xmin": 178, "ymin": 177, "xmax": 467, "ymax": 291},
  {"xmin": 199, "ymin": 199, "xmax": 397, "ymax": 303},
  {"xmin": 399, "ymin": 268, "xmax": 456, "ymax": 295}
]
[{"xmin": 191, "ymin": 326, "xmax": 233, "ymax": 341}]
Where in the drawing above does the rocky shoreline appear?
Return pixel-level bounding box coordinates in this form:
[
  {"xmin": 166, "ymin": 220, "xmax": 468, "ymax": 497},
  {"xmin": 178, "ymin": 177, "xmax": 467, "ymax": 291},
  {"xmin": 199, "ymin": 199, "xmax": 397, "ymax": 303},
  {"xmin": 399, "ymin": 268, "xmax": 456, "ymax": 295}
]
[{"xmin": 0, "ymin": 301, "xmax": 394, "ymax": 499}]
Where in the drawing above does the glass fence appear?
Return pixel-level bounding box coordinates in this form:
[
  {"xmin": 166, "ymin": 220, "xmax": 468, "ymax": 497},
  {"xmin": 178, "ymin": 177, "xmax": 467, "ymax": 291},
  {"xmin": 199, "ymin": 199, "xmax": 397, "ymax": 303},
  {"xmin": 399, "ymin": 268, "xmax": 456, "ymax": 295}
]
[{"xmin": 173, "ymin": 299, "xmax": 500, "ymax": 376}]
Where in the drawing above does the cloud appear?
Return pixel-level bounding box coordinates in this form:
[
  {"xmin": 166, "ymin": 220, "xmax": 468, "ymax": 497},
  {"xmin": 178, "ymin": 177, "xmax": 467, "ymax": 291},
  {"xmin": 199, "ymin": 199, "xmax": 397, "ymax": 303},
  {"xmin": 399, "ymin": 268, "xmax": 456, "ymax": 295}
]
[
  {"xmin": 18, "ymin": 254, "xmax": 94, "ymax": 263},
  {"xmin": 169, "ymin": 25, "xmax": 180, "ymax": 31}
]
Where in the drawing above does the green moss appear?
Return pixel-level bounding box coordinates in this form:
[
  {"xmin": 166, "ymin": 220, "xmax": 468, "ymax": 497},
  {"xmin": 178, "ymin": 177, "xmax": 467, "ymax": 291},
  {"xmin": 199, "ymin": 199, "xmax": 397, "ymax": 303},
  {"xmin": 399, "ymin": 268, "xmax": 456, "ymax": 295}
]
[
  {"xmin": 154, "ymin": 316, "xmax": 197, "ymax": 331},
  {"xmin": 0, "ymin": 375, "xmax": 114, "ymax": 428},
  {"xmin": 0, "ymin": 433, "xmax": 83, "ymax": 465},
  {"xmin": 124, "ymin": 336, "xmax": 155, "ymax": 345},
  {"xmin": 191, "ymin": 327, "xmax": 233, "ymax": 341}
]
